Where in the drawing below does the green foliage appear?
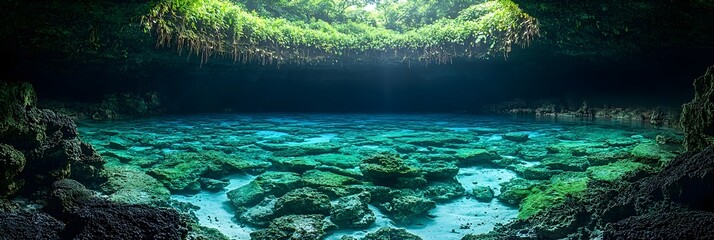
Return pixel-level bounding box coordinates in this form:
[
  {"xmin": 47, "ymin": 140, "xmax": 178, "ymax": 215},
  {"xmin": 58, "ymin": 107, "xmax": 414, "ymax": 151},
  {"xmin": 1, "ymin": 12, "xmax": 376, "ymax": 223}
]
[{"xmin": 143, "ymin": 0, "xmax": 539, "ymax": 65}]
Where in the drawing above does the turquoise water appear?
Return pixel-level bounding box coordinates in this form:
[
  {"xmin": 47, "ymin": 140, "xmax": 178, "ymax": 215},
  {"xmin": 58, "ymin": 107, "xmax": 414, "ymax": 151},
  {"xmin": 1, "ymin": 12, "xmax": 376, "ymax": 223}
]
[{"xmin": 77, "ymin": 114, "xmax": 681, "ymax": 239}]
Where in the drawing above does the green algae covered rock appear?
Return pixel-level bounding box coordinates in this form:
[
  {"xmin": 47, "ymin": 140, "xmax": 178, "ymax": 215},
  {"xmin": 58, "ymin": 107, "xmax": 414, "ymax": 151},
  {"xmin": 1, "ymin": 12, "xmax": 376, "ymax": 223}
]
[
  {"xmin": 420, "ymin": 161, "xmax": 459, "ymax": 180},
  {"xmin": 379, "ymin": 195, "xmax": 436, "ymax": 222},
  {"xmin": 148, "ymin": 150, "xmax": 270, "ymax": 192},
  {"xmin": 361, "ymin": 227, "xmax": 423, "ymax": 240},
  {"xmin": 302, "ymin": 169, "xmax": 360, "ymax": 188},
  {"xmin": 541, "ymin": 155, "xmax": 590, "ymax": 171},
  {"xmin": 518, "ymin": 172, "xmax": 589, "ymax": 219},
  {"xmin": 360, "ymin": 153, "xmax": 420, "ymax": 185},
  {"xmin": 586, "ymin": 160, "xmax": 651, "ymax": 182},
  {"xmin": 455, "ymin": 149, "xmax": 501, "ymax": 166},
  {"xmin": 497, "ymin": 178, "xmax": 542, "ymax": 206},
  {"xmin": 268, "ymin": 142, "xmax": 342, "ymax": 157},
  {"xmin": 270, "ymin": 157, "xmax": 319, "ymax": 173},
  {"xmin": 502, "ymin": 132, "xmax": 530, "ymax": 142},
  {"xmin": 421, "ymin": 179, "xmax": 465, "ymax": 201},
  {"xmin": 249, "ymin": 214, "xmax": 336, "ymax": 240},
  {"xmin": 274, "ymin": 187, "xmax": 332, "ymax": 216},
  {"xmin": 312, "ymin": 153, "xmax": 362, "ymax": 168},
  {"xmin": 681, "ymin": 65, "xmax": 714, "ymax": 152},
  {"xmin": 631, "ymin": 143, "xmax": 676, "ymax": 164},
  {"xmin": 240, "ymin": 196, "xmax": 277, "ymax": 227},
  {"xmin": 512, "ymin": 165, "xmax": 563, "ymax": 180},
  {"xmin": 331, "ymin": 192, "xmax": 375, "ymax": 228},
  {"xmin": 0, "ymin": 144, "xmax": 25, "ymax": 197},
  {"xmin": 472, "ymin": 186, "xmax": 495, "ymax": 202},
  {"xmin": 100, "ymin": 165, "xmax": 170, "ymax": 206},
  {"xmin": 227, "ymin": 171, "xmax": 302, "ymax": 209}
]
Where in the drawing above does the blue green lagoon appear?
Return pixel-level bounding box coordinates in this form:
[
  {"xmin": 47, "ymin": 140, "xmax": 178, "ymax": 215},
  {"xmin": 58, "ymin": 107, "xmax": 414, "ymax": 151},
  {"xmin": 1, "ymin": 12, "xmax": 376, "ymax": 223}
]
[{"xmin": 76, "ymin": 114, "xmax": 682, "ymax": 239}]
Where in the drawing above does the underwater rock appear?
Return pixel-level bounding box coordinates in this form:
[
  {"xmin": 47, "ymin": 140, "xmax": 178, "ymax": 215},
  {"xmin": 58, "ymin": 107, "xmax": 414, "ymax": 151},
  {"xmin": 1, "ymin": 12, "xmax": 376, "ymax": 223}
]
[
  {"xmin": 586, "ymin": 160, "xmax": 652, "ymax": 182},
  {"xmin": 512, "ymin": 165, "xmax": 563, "ymax": 180},
  {"xmin": 472, "ymin": 186, "xmax": 495, "ymax": 202},
  {"xmin": 240, "ymin": 196, "xmax": 277, "ymax": 227},
  {"xmin": 518, "ymin": 172, "xmax": 589, "ymax": 219},
  {"xmin": 681, "ymin": 65, "xmax": 714, "ymax": 152},
  {"xmin": 148, "ymin": 150, "xmax": 269, "ymax": 192},
  {"xmin": 497, "ymin": 178, "xmax": 541, "ymax": 206},
  {"xmin": 266, "ymin": 142, "xmax": 342, "ymax": 157},
  {"xmin": 397, "ymin": 134, "xmax": 471, "ymax": 147},
  {"xmin": 301, "ymin": 169, "xmax": 361, "ymax": 188},
  {"xmin": 0, "ymin": 144, "xmax": 25, "ymax": 197},
  {"xmin": 379, "ymin": 195, "xmax": 436, "ymax": 222},
  {"xmin": 100, "ymin": 166, "xmax": 171, "ymax": 206},
  {"xmin": 419, "ymin": 161, "xmax": 459, "ymax": 180},
  {"xmin": 311, "ymin": 153, "xmax": 362, "ymax": 168},
  {"xmin": 227, "ymin": 171, "xmax": 302, "ymax": 209},
  {"xmin": 630, "ymin": 143, "xmax": 675, "ymax": 163},
  {"xmin": 502, "ymin": 132, "xmax": 529, "ymax": 142},
  {"xmin": 517, "ymin": 146, "xmax": 549, "ymax": 161},
  {"xmin": 273, "ymin": 187, "xmax": 332, "ymax": 217},
  {"xmin": 454, "ymin": 149, "xmax": 501, "ymax": 166},
  {"xmin": 586, "ymin": 151, "xmax": 631, "ymax": 166},
  {"xmin": 330, "ymin": 192, "xmax": 375, "ymax": 228},
  {"xmin": 249, "ymin": 214, "xmax": 336, "ymax": 240},
  {"xmin": 271, "ymin": 156, "xmax": 320, "ymax": 173},
  {"xmin": 359, "ymin": 153, "xmax": 420, "ymax": 186},
  {"xmin": 421, "ymin": 179, "xmax": 465, "ymax": 201},
  {"xmin": 361, "ymin": 227, "xmax": 423, "ymax": 240},
  {"xmin": 0, "ymin": 211, "xmax": 65, "ymax": 240},
  {"xmin": 198, "ymin": 177, "xmax": 229, "ymax": 191},
  {"xmin": 541, "ymin": 155, "xmax": 589, "ymax": 171}
]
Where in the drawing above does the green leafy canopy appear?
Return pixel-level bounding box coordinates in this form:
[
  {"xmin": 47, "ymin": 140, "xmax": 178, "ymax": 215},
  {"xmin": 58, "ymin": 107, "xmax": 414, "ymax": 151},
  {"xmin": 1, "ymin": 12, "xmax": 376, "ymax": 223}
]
[{"xmin": 143, "ymin": 0, "xmax": 540, "ymax": 66}]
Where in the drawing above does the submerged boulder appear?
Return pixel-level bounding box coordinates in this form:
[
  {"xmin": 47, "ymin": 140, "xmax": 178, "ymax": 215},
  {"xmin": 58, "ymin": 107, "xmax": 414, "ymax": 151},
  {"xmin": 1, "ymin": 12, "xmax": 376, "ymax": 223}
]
[
  {"xmin": 472, "ymin": 186, "xmax": 495, "ymax": 202},
  {"xmin": 227, "ymin": 171, "xmax": 302, "ymax": 209},
  {"xmin": 240, "ymin": 196, "xmax": 277, "ymax": 227},
  {"xmin": 359, "ymin": 153, "xmax": 420, "ymax": 185},
  {"xmin": 148, "ymin": 150, "xmax": 270, "ymax": 192},
  {"xmin": 379, "ymin": 195, "xmax": 436, "ymax": 223},
  {"xmin": 362, "ymin": 227, "xmax": 423, "ymax": 240},
  {"xmin": 249, "ymin": 214, "xmax": 336, "ymax": 240},
  {"xmin": 454, "ymin": 149, "xmax": 501, "ymax": 166},
  {"xmin": 0, "ymin": 211, "xmax": 65, "ymax": 240},
  {"xmin": 331, "ymin": 192, "xmax": 375, "ymax": 228},
  {"xmin": 273, "ymin": 187, "xmax": 332, "ymax": 217}
]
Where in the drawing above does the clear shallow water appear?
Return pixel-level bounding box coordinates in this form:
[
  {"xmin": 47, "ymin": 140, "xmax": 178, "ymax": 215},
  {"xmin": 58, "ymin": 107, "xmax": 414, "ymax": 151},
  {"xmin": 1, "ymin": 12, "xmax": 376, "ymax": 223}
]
[{"xmin": 77, "ymin": 114, "xmax": 679, "ymax": 239}]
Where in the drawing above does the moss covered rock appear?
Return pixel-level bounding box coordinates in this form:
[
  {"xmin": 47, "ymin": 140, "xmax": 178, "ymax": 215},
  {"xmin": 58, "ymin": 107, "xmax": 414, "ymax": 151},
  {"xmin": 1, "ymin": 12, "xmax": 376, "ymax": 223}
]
[
  {"xmin": 0, "ymin": 144, "xmax": 25, "ymax": 197},
  {"xmin": 502, "ymin": 132, "xmax": 530, "ymax": 142},
  {"xmin": 331, "ymin": 192, "xmax": 375, "ymax": 228},
  {"xmin": 100, "ymin": 165, "xmax": 170, "ymax": 206},
  {"xmin": 518, "ymin": 172, "xmax": 589, "ymax": 219},
  {"xmin": 455, "ymin": 149, "xmax": 501, "ymax": 166},
  {"xmin": 472, "ymin": 186, "xmax": 495, "ymax": 202},
  {"xmin": 148, "ymin": 150, "xmax": 269, "ymax": 192},
  {"xmin": 249, "ymin": 214, "xmax": 336, "ymax": 240},
  {"xmin": 379, "ymin": 195, "xmax": 435, "ymax": 223},
  {"xmin": 239, "ymin": 196, "xmax": 277, "ymax": 227},
  {"xmin": 421, "ymin": 179, "xmax": 465, "ymax": 201},
  {"xmin": 420, "ymin": 161, "xmax": 459, "ymax": 180},
  {"xmin": 227, "ymin": 171, "xmax": 302, "ymax": 209},
  {"xmin": 360, "ymin": 153, "xmax": 420, "ymax": 185},
  {"xmin": 302, "ymin": 169, "xmax": 360, "ymax": 188},
  {"xmin": 273, "ymin": 187, "xmax": 332, "ymax": 217},
  {"xmin": 586, "ymin": 160, "xmax": 651, "ymax": 182},
  {"xmin": 361, "ymin": 227, "xmax": 423, "ymax": 240},
  {"xmin": 497, "ymin": 178, "xmax": 542, "ymax": 206}
]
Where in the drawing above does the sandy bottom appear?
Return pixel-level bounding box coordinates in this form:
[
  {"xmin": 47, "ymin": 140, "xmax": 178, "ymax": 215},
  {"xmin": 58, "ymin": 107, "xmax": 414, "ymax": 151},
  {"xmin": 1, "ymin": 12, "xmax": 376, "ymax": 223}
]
[{"xmin": 171, "ymin": 174, "xmax": 256, "ymax": 240}]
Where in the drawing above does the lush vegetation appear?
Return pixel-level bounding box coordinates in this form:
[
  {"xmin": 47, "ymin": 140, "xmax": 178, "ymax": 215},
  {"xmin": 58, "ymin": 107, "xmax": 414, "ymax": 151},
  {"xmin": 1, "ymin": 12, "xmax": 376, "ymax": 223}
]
[{"xmin": 142, "ymin": 0, "xmax": 539, "ymax": 66}]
